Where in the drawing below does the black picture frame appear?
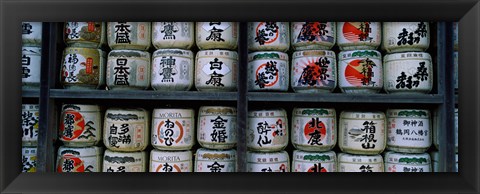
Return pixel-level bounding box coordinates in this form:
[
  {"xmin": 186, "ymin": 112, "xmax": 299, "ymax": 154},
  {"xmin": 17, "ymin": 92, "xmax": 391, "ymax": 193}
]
[{"xmin": 1, "ymin": 0, "xmax": 477, "ymax": 193}]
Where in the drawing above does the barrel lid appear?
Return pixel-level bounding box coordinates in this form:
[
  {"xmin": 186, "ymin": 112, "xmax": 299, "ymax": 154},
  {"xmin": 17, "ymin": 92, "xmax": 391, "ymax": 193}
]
[
  {"xmin": 292, "ymin": 108, "xmax": 335, "ymax": 117},
  {"xmin": 292, "ymin": 50, "xmax": 336, "ymax": 58},
  {"xmin": 384, "ymin": 52, "xmax": 431, "ymax": 62},
  {"xmin": 108, "ymin": 49, "xmax": 151, "ymax": 58},
  {"xmin": 384, "ymin": 151, "xmax": 430, "ymax": 164},
  {"xmin": 196, "ymin": 49, "xmax": 238, "ymax": 59},
  {"xmin": 22, "ymin": 46, "xmax": 42, "ymax": 54},
  {"xmin": 62, "ymin": 104, "xmax": 100, "ymax": 112},
  {"xmin": 337, "ymin": 153, "xmax": 383, "ymax": 163},
  {"xmin": 248, "ymin": 108, "xmax": 287, "ymax": 117},
  {"xmin": 195, "ymin": 148, "xmax": 236, "ymax": 161},
  {"xmin": 153, "ymin": 48, "xmax": 194, "ymax": 58},
  {"xmin": 199, "ymin": 106, "xmax": 237, "ymax": 116},
  {"xmin": 153, "ymin": 108, "xmax": 194, "ymax": 118},
  {"xmin": 293, "ymin": 150, "xmax": 336, "ymax": 162},
  {"xmin": 58, "ymin": 146, "xmax": 103, "ymax": 157},
  {"xmin": 104, "ymin": 150, "xmax": 146, "ymax": 163},
  {"xmin": 151, "ymin": 150, "xmax": 192, "ymax": 162},
  {"xmin": 338, "ymin": 50, "xmax": 381, "ymax": 60},
  {"xmin": 248, "ymin": 51, "xmax": 289, "ymax": 62},
  {"xmin": 386, "ymin": 109, "xmax": 430, "ymax": 118},
  {"xmin": 340, "ymin": 111, "xmax": 385, "ymax": 119},
  {"xmin": 247, "ymin": 151, "xmax": 289, "ymax": 163}
]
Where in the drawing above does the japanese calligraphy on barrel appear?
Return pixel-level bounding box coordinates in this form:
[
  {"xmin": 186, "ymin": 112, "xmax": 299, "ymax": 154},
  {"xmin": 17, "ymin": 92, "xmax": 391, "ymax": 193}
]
[
  {"xmin": 103, "ymin": 150, "xmax": 147, "ymax": 172},
  {"xmin": 339, "ymin": 111, "xmax": 386, "ymax": 155},
  {"xmin": 247, "ymin": 109, "xmax": 288, "ymax": 152},
  {"xmin": 337, "ymin": 153, "xmax": 384, "ymax": 172},
  {"xmin": 338, "ymin": 50, "xmax": 383, "ymax": 93},
  {"xmin": 248, "ymin": 51, "xmax": 289, "ymax": 92},
  {"xmin": 248, "ymin": 22, "xmax": 290, "ymax": 52},
  {"xmin": 291, "ymin": 22, "xmax": 336, "ymax": 51},
  {"xmin": 56, "ymin": 146, "xmax": 103, "ymax": 172},
  {"xmin": 22, "ymin": 147, "xmax": 37, "ymax": 173},
  {"xmin": 64, "ymin": 22, "xmax": 106, "ymax": 48},
  {"xmin": 292, "ymin": 150, "xmax": 336, "ymax": 172},
  {"xmin": 151, "ymin": 108, "xmax": 195, "ymax": 150},
  {"xmin": 106, "ymin": 50, "xmax": 151, "ymax": 90},
  {"xmin": 22, "ymin": 104, "xmax": 39, "ymax": 146},
  {"xmin": 196, "ymin": 22, "xmax": 238, "ymax": 50},
  {"xmin": 21, "ymin": 46, "xmax": 42, "ymax": 88},
  {"xmin": 61, "ymin": 47, "xmax": 106, "ymax": 89},
  {"xmin": 336, "ymin": 22, "xmax": 381, "ymax": 51},
  {"xmin": 384, "ymin": 151, "xmax": 431, "ymax": 172},
  {"xmin": 247, "ymin": 151, "xmax": 289, "ymax": 172},
  {"xmin": 22, "ymin": 22, "xmax": 42, "ymax": 46},
  {"xmin": 195, "ymin": 148, "xmax": 236, "ymax": 172},
  {"xmin": 104, "ymin": 108, "xmax": 149, "ymax": 152},
  {"xmin": 195, "ymin": 50, "xmax": 238, "ymax": 91},
  {"xmin": 151, "ymin": 49, "xmax": 194, "ymax": 91},
  {"xmin": 291, "ymin": 50, "xmax": 336, "ymax": 93},
  {"xmin": 382, "ymin": 22, "xmax": 430, "ymax": 53},
  {"xmin": 60, "ymin": 104, "xmax": 102, "ymax": 147},
  {"xmin": 198, "ymin": 106, "xmax": 237, "ymax": 150},
  {"xmin": 107, "ymin": 22, "xmax": 151, "ymax": 51},
  {"xmin": 292, "ymin": 108, "xmax": 336, "ymax": 152},
  {"xmin": 386, "ymin": 109, "xmax": 431, "ymax": 153},
  {"xmin": 384, "ymin": 52, "xmax": 433, "ymax": 94},
  {"xmin": 150, "ymin": 150, "xmax": 192, "ymax": 172},
  {"xmin": 152, "ymin": 22, "xmax": 194, "ymax": 50}
]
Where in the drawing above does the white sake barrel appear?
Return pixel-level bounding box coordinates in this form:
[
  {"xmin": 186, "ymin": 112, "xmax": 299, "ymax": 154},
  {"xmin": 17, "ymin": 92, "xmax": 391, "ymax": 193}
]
[
  {"xmin": 59, "ymin": 104, "xmax": 102, "ymax": 147},
  {"xmin": 103, "ymin": 150, "xmax": 147, "ymax": 172},
  {"xmin": 339, "ymin": 111, "xmax": 386, "ymax": 155},
  {"xmin": 292, "ymin": 150, "xmax": 336, "ymax": 172},
  {"xmin": 291, "ymin": 50, "xmax": 336, "ymax": 93},
  {"xmin": 247, "ymin": 151, "xmax": 289, "ymax": 172},
  {"xmin": 336, "ymin": 22, "xmax": 381, "ymax": 51},
  {"xmin": 22, "ymin": 22, "xmax": 42, "ymax": 46},
  {"xmin": 195, "ymin": 148, "xmax": 236, "ymax": 172},
  {"xmin": 106, "ymin": 50, "xmax": 151, "ymax": 90},
  {"xmin": 248, "ymin": 22, "xmax": 290, "ymax": 52},
  {"xmin": 22, "ymin": 147, "xmax": 37, "ymax": 172},
  {"xmin": 291, "ymin": 108, "xmax": 336, "ymax": 152},
  {"xmin": 64, "ymin": 22, "xmax": 106, "ymax": 48},
  {"xmin": 195, "ymin": 50, "xmax": 238, "ymax": 91},
  {"xmin": 107, "ymin": 22, "xmax": 151, "ymax": 51},
  {"xmin": 196, "ymin": 22, "xmax": 238, "ymax": 50},
  {"xmin": 197, "ymin": 106, "xmax": 237, "ymax": 149},
  {"xmin": 103, "ymin": 108, "xmax": 149, "ymax": 152},
  {"xmin": 151, "ymin": 108, "xmax": 195, "ymax": 150},
  {"xmin": 152, "ymin": 22, "xmax": 194, "ymax": 49},
  {"xmin": 384, "ymin": 151, "xmax": 431, "ymax": 172},
  {"xmin": 56, "ymin": 146, "xmax": 103, "ymax": 172},
  {"xmin": 248, "ymin": 51, "xmax": 289, "ymax": 91},
  {"xmin": 21, "ymin": 104, "xmax": 39, "ymax": 146},
  {"xmin": 383, "ymin": 52, "xmax": 433, "ymax": 94},
  {"xmin": 21, "ymin": 46, "xmax": 42, "ymax": 88},
  {"xmin": 291, "ymin": 22, "xmax": 336, "ymax": 50},
  {"xmin": 150, "ymin": 150, "xmax": 192, "ymax": 172},
  {"xmin": 151, "ymin": 49, "xmax": 194, "ymax": 91},
  {"xmin": 337, "ymin": 153, "xmax": 384, "ymax": 172},
  {"xmin": 382, "ymin": 22, "xmax": 430, "ymax": 53},
  {"xmin": 386, "ymin": 109, "xmax": 431, "ymax": 153},
  {"xmin": 338, "ymin": 50, "xmax": 383, "ymax": 93},
  {"xmin": 60, "ymin": 47, "xmax": 106, "ymax": 89},
  {"xmin": 247, "ymin": 109, "xmax": 288, "ymax": 152}
]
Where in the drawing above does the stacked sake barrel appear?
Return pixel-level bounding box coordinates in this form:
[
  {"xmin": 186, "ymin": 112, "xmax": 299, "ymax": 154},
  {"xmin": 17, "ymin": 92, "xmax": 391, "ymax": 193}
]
[
  {"xmin": 21, "ymin": 22, "xmax": 42, "ymax": 172},
  {"xmin": 195, "ymin": 22, "xmax": 239, "ymax": 92},
  {"xmin": 195, "ymin": 106, "xmax": 237, "ymax": 172}
]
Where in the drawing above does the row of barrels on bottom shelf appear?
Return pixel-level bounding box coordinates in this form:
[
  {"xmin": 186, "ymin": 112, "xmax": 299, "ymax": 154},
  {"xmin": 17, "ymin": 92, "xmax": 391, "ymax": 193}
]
[{"xmin": 22, "ymin": 146, "xmax": 457, "ymax": 172}]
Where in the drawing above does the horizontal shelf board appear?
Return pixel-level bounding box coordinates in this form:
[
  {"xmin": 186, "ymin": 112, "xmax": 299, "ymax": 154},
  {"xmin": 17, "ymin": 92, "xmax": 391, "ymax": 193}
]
[
  {"xmin": 50, "ymin": 89, "xmax": 237, "ymax": 101},
  {"xmin": 22, "ymin": 88, "xmax": 40, "ymax": 98},
  {"xmin": 248, "ymin": 92, "xmax": 444, "ymax": 104}
]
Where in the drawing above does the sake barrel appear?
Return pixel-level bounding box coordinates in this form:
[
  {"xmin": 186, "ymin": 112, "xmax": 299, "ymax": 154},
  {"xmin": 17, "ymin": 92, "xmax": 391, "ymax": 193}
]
[
  {"xmin": 291, "ymin": 22, "xmax": 336, "ymax": 50},
  {"xmin": 292, "ymin": 150, "xmax": 336, "ymax": 172},
  {"xmin": 22, "ymin": 147, "xmax": 37, "ymax": 172},
  {"xmin": 196, "ymin": 22, "xmax": 238, "ymax": 50},
  {"xmin": 22, "ymin": 22, "xmax": 42, "ymax": 46},
  {"xmin": 104, "ymin": 108, "xmax": 149, "ymax": 152},
  {"xmin": 248, "ymin": 51, "xmax": 289, "ymax": 91},
  {"xmin": 336, "ymin": 22, "xmax": 381, "ymax": 51},
  {"xmin": 152, "ymin": 22, "xmax": 194, "ymax": 49},
  {"xmin": 197, "ymin": 106, "xmax": 237, "ymax": 150},
  {"xmin": 291, "ymin": 108, "xmax": 336, "ymax": 152},
  {"xmin": 107, "ymin": 22, "xmax": 151, "ymax": 51},
  {"xmin": 247, "ymin": 151, "xmax": 289, "ymax": 172},
  {"xmin": 150, "ymin": 150, "xmax": 192, "ymax": 172},
  {"xmin": 195, "ymin": 148, "xmax": 236, "ymax": 172},
  {"xmin": 195, "ymin": 50, "xmax": 238, "ymax": 91},
  {"xmin": 151, "ymin": 49, "xmax": 194, "ymax": 91},
  {"xmin": 337, "ymin": 153, "xmax": 384, "ymax": 172},
  {"xmin": 248, "ymin": 22, "xmax": 290, "ymax": 52},
  {"xmin": 384, "ymin": 151, "xmax": 431, "ymax": 172},
  {"xmin": 338, "ymin": 50, "xmax": 383, "ymax": 93},
  {"xmin": 59, "ymin": 104, "xmax": 102, "ymax": 147},
  {"xmin": 383, "ymin": 52, "xmax": 433, "ymax": 94},
  {"xmin": 291, "ymin": 50, "xmax": 336, "ymax": 93},
  {"xmin": 60, "ymin": 47, "xmax": 106, "ymax": 89},
  {"xmin": 247, "ymin": 109, "xmax": 288, "ymax": 152},
  {"xmin": 21, "ymin": 46, "xmax": 42, "ymax": 88},
  {"xmin": 56, "ymin": 146, "xmax": 103, "ymax": 172},
  {"xmin": 106, "ymin": 50, "xmax": 151, "ymax": 90},
  {"xmin": 151, "ymin": 108, "xmax": 195, "ymax": 150},
  {"xmin": 386, "ymin": 109, "xmax": 431, "ymax": 153},
  {"xmin": 103, "ymin": 150, "xmax": 147, "ymax": 172},
  {"xmin": 382, "ymin": 22, "xmax": 430, "ymax": 53},
  {"xmin": 338, "ymin": 111, "xmax": 386, "ymax": 155},
  {"xmin": 64, "ymin": 22, "xmax": 106, "ymax": 48},
  {"xmin": 21, "ymin": 104, "xmax": 39, "ymax": 146}
]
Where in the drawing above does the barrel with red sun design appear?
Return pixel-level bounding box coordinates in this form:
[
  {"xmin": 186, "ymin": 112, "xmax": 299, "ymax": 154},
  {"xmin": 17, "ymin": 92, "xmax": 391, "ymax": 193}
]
[
  {"xmin": 150, "ymin": 150, "xmax": 192, "ymax": 172},
  {"xmin": 292, "ymin": 108, "xmax": 336, "ymax": 151},
  {"xmin": 338, "ymin": 50, "xmax": 382, "ymax": 93},
  {"xmin": 59, "ymin": 104, "xmax": 102, "ymax": 147},
  {"xmin": 337, "ymin": 22, "xmax": 381, "ymax": 51},
  {"xmin": 248, "ymin": 51, "xmax": 289, "ymax": 92},
  {"xmin": 291, "ymin": 22, "xmax": 336, "ymax": 51},
  {"xmin": 247, "ymin": 151, "xmax": 290, "ymax": 172},
  {"xmin": 56, "ymin": 146, "xmax": 102, "ymax": 172},
  {"xmin": 292, "ymin": 150, "xmax": 336, "ymax": 172},
  {"xmin": 248, "ymin": 22, "xmax": 290, "ymax": 52},
  {"xmin": 291, "ymin": 50, "xmax": 336, "ymax": 93}
]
